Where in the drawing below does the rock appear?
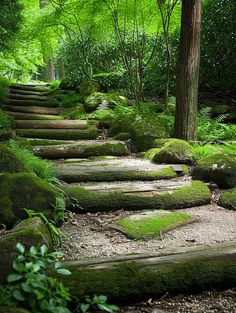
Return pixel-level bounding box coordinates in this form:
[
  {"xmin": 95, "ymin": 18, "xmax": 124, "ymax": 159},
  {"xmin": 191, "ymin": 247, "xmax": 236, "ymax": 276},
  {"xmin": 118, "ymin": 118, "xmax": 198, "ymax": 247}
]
[
  {"xmin": 192, "ymin": 154, "xmax": 236, "ymax": 188},
  {"xmin": 0, "ymin": 217, "xmax": 53, "ymax": 281},
  {"xmin": 153, "ymin": 139, "xmax": 194, "ymax": 164},
  {"xmin": 0, "ymin": 172, "xmax": 59, "ymax": 228},
  {"xmin": 219, "ymin": 187, "xmax": 236, "ymax": 210},
  {"xmin": 78, "ymin": 80, "xmax": 101, "ymax": 96},
  {"xmin": 113, "ymin": 132, "xmax": 131, "ymax": 141},
  {"xmin": 59, "ymin": 77, "xmax": 78, "ymax": 90},
  {"xmin": 138, "ymin": 148, "xmax": 161, "ymax": 160},
  {"xmin": 84, "ymin": 92, "xmax": 128, "ymax": 112},
  {"xmin": 0, "ymin": 144, "xmax": 26, "ymax": 173},
  {"xmin": 0, "ymin": 130, "xmax": 13, "ymax": 141},
  {"xmin": 130, "ymin": 116, "xmax": 173, "ymax": 151},
  {"xmin": 0, "ymin": 307, "xmax": 30, "ymax": 313}
]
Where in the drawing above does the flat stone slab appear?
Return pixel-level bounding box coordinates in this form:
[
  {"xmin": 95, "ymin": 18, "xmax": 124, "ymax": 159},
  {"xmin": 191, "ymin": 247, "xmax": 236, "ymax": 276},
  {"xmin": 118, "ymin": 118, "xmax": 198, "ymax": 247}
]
[
  {"xmin": 8, "ymin": 93, "xmax": 49, "ymax": 101},
  {"xmin": 1, "ymin": 104, "xmax": 59, "ymax": 115},
  {"xmin": 56, "ymin": 158, "xmax": 184, "ymax": 182},
  {"xmin": 33, "ymin": 140, "xmax": 129, "ymax": 159},
  {"xmin": 7, "ymin": 111, "xmax": 64, "ymax": 120},
  {"xmin": 15, "ymin": 119, "xmax": 95, "ymax": 129},
  {"xmin": 5, "ymin": 99, "xmax": 58, "ymax": 107}
]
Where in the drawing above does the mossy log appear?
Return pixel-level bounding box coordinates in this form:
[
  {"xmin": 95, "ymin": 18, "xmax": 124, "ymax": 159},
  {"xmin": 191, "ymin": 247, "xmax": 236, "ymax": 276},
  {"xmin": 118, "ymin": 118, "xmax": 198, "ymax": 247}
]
[
  {"xmin": 10, "ymin": 84, "xmax": 49, "ymax": 92},
  {"xmin": 9, "ymin": 88, "xmax": 48, "ymax": 96},
  {"xmin": 5, "ymin": 99, "xmax": 59, "ymax": 108},
  {"xmin": 57, "ymin": 241, "xmax": 236, "ymax": 303},
  {"xmin": 6, "ymin": 111, "xmax": 64, "ymax": 120},
  {"xmin": 8, "ymin": 93, "xmax": 49, "ymax": 101},
  {"xmin": 1, "ymin": 104, "xmax": 59, "ymax": 115},
  {"xmin": 15, "ymin": 120, "xmax": 95, "ymax": 130},
  {"xmin": 65, "ymin": 181, "xmax": 211, "ymax": 211},
  {"xmin": 16, "ymin": 128, "xmax": 99, "ymax": 140},
  {"xmin": 33, "ymin": 140, "xmax": 129, "ymax": 159}
]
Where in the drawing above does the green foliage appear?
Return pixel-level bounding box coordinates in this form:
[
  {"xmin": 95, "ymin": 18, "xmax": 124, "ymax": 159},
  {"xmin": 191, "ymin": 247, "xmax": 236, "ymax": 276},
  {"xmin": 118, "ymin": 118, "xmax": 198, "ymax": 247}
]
[
  {"xmin": 0, "ymin": 77, "xmax": 11, "ymax": 102},
  {"xmin": 48, "ymin": 80, "xmax": 61, "ymax": 94},
  {"xmin": 197, "ymin": 108, "xmax": 236, "ymax": 141},
  {"xmin": 59, "ymin": 91, "xmax": 84, "ymax": 108},
  {"xmin": 0, "ymin": 243, "xmax": 72, "ymax": 313},
  {"xmin": 25, "ymin": 209, "xmax": 65, "ymax": 247},
  {"xmin": 192, "ymin": 143, "xmax": 236, "ymax": 161},
  {"xmin": 77, "ymin": 295, "xmax": 119, "ymax": 313},
  {"xmin": 0, "ymin": 110, "xmax": 14, "ymax": 131},
  {"xmin": 9, "ymin": 140, "xmax": 56, "ymax": 183}
]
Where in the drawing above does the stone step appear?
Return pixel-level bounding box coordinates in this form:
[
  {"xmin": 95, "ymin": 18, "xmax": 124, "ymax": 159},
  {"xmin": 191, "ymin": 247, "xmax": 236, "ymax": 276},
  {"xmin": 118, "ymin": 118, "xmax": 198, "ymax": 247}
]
[
  {"xmin": 10, "ymin": 84, "xmax": 49, "ymax": 92},
  {"xmin": 19, "ymin": 138, "xmax": 76, "ymax": 146},
  {"xmin": 5, "ymin": 99, "xmax": 59, "ymax": 107},
  {"xmin": 9, "ymin": 88, "xmax": 48, "ymax": 96},
  {"xmin": 15, "ymin": 119, "xmax": 97, "ymax": 130},
  {"xmin": 55, "ymin": 158, "xmax": 186, "ymax": 182},
  {"xmin": 6, "ymin": 111, "xmax": 64, "ymax": 120},
  {"xmin": 1, "ymin": 104, "xmax": 59, "ymax": 115},
  {"xmin": 16, "ymin": 128, "xmax": 99, "ymax": 140},
  {"xmin": 8, "ymin": 93, "xmax": 49, "ymax": 101},
  {"xmin": 64, "ymin": 180, "xmax": 211, "ymax": 212},
  {"xmin": 33, "ymin": 140, "xmax": 129, "ymax": 159}
]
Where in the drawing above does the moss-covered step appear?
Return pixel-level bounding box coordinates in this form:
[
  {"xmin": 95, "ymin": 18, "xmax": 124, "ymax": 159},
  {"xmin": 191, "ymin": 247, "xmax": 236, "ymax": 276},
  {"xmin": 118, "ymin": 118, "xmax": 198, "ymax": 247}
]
[
  {"xmin": 16, "ymin": 128, "xmax": 99, "ymax": 140},
  {"xmin": 6, "ymin": 111, "xmax": 64, "ymax": 120},
  {"xmin": 1, "ymin": 104, "xmax": 59, "ymax": 115},
  {"xmin": 8, "ymin": 93, "xmax": 50, "ymax": 101},
  {"xmin": 0, "ymin": 217, "xmax": 53, "ymax": 281},
  {"xmin": 10, "ymin": 83, "xmax": 49, "ymax": 92},
  {"xmin": 15, "ymin": 119, "xmax": 97, "ymax": 130},
  {"xmin": 64, "ymin": 180, "xmax": 211, "ymax": 211},
  {"xmin": 9, "ymin": 87, "xmax": 48, "ymax": 96},
  {"xmin": 219, "ymin": 187, "xmax": 236, "ymax": 210},
  {"xmin": 5, "ymin": 99, "xmax": 59, "ymax": 107},
  {"xmin": 20, "ymin": 138, "xmax": 76, "ymax": 146},
  {"xmin": 56, "ymin": 241, "xmax": 236, "ymax": 303},
  {"xmin": 115, "ymin": 210, "xmax": 195, "ymax": 240},
  {"xmin": 56, "ymin": 158, "xmax": 185, "ymax": 182},
  {"xmin": 33, "ymin": 140, "xmax": 129, "ymax": 159},
  {"xmin": 192, "ymin": 154, "xmax": 236, "ymax": 188}
]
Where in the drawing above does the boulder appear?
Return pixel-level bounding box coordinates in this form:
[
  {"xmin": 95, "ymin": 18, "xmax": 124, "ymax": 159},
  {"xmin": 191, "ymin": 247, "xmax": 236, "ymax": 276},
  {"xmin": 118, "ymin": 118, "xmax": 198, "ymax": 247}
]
[
  {"xmin": 192, "ymin": 154, "xmax": 236, "ymax": 188},
  {"xmin": 130, "ymin": 116, "xmax": 173, "ymax": 151},
  {"xmin": 153, "ymin": 139, "xmax": 194, "ymax": 164},
  {"xmin": 78, "ymin": 80, "xmax": 101, "ymax": 96},
  {"xmin": 0, "ymin": 173, "xmax": 59, "ymax": 228},
  {"xmin": 84, "ymin": 92, "xmax": 128, "ymax": 112},
  {"xmin": 0, "ymin": 217, "xmax": 53, "ymax": 281},
  {"xmin": 219, "ymin": 187, "xmax": 236, "ymax": 210},
  {"xmin": 0, "ymin": 144, "xmax": 26, "ymax": 173}
]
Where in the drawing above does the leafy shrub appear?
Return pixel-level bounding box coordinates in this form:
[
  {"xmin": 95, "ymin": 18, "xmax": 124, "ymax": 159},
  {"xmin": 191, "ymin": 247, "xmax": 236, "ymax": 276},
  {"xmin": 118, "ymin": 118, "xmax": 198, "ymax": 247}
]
[
  {"xmin": 59, "ymin": 91, "xmax": 84, "ymax": 108},
  {"xmin": 192, "ymin": 143, "xmax": 236, "ymax": 161},
  {"xmin": 0, "ymin": 77, "xmax": 10, "ymax": 102},
  {"xmin": 0, "ymin": 109, "xmax": 14, "ymax": 130},
  {"xmin": 77, "ymin": 295, "xmax": 119, "ymax": 313},
  {"xmin": 9, "ymin": 140, "xmax": 57, "ymax": 183},
  {"xmin": 0, "ymin": 243, "xmax": 71, "ymax": 313}
]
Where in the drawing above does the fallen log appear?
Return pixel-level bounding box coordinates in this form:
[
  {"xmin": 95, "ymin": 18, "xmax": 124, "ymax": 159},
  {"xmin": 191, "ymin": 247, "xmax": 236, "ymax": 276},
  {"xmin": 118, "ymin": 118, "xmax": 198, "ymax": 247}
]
[{"xmin": 58, "ymin": 241, "xmax": 236, "ymax": 303}]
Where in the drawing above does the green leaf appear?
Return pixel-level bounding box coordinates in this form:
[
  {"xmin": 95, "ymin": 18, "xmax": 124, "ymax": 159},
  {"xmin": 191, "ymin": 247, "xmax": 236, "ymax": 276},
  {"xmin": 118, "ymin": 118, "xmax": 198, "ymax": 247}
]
[
  {"xmin": 97, "ymin": 303, "xmax": 119, "ymax": 312},
  {"xmin": 40, "ymin": 244, "xmax": 48, "ymax": 256},
  {"xmin": 21, "ymin": 283, "xmax": 31, "ymax": 293},
  {"xmin": 56, "ymin": 268, "xmax": 71, "ymax": 276},
  {"xmin": 7, "ymin": 273, "xmax": 22, "ymax": 283},
  {"xmin": 13, "ymin": 289, "xmax": 25, "ymax": 301},
  {"xmin": 94, "ymin": 295, "xmax": 107, "ymax": 303},
  {"xmin": 80, "ymin": 303, "xmax": 90, "ymax": 313},
  {"xmin": 30, "ymin": 246, "xmax": 37, "ymax": 256},
  {"xmin": 16, "ymin": 243, "xmax": 25, "ymax": 254}
]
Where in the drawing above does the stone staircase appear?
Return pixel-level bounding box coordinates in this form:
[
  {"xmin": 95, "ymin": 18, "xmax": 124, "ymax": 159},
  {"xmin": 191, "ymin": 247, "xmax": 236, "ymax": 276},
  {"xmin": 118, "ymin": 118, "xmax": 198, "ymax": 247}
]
[{"xmin": 2, "ymin": 83, "xmax": 211, "ymax": 212}]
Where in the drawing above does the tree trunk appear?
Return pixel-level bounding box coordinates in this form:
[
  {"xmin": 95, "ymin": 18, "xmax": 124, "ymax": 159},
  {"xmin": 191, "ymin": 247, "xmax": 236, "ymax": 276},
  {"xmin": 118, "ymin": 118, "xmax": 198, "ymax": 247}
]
[
  {"xmin": 58, "ymin": 58, "xmax": 65, "ymax": 80},
  {"xmin": 174, "ymin": 0, "xmax": 202, "ymax": 141}
]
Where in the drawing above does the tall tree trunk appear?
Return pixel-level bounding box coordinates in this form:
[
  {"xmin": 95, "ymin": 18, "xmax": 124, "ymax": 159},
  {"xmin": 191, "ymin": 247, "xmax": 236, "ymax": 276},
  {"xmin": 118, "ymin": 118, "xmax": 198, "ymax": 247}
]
[
  {"xmin": 58, "ymin": 58, "xmax": 65, "ymax": 80},
  {"xmin": 174, "ymin": 0, "xmax": 202, "ymax": 141}
]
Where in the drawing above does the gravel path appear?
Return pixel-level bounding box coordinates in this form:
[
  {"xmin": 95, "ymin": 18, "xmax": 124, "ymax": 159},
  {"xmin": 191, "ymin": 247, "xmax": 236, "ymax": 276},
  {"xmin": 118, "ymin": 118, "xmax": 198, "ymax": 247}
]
[{"xmin": 59, "ymin": 204, "xmax": 236, "ymax": 259}]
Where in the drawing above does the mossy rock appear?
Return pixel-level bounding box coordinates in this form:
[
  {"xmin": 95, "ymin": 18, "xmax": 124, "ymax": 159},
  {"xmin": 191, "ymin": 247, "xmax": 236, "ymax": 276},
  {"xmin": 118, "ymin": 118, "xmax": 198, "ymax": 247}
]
[
  {"xmin": 0, "ymin": 130, "xmax": 13, "ymax": 141},
  {"xmin": 78, "ymin": 80, "xmax": 101, "ymax": 96},
  {"xmin": 192, "ymin": 154, "xmax": 236, "ymax": 188},
  {"xmin": 59, "ymin": 77, "xmax": 79, "ymax": 90},
  {"xmin": 84, "ymin": 92, "xmax": 128, "ymax": 112},
  {"xmin": 0, "ymin": 173, "xmax": 59, "ymax": 228},
  {"xmin": 154, "ymin": 138, "xmax": 178, "ymax": 148},
  {"xmin": 0, "ymin": 307, "xmax": 30, "ymax": 313},
  {"xmin": 153, "ymin": 139, "xmax": 194, "ymax": 164},
  {"xmin": 219, "ymin": 187, "xmax": 236, "ymax": 210},
  {"xmin": 65, "ymin": 181, "xmax": 211, "ymax": 212},
  {"xmin": 0, "ymin": 144, "xmax": 26, "ymax": 173},
  {"xmin": 116, "ymin": 210, "xmax": 194, "ymax": 240},
  {"xmin": 113, "ymin": 132, "xmax": 131, "ymax": 141},
  {"xmin": 131, "ymin": 116, "xmax": 173, "ymax": 151},
  {"xmin": 0, "ymin": 217, "xmax": 53, "ymax": 281}
]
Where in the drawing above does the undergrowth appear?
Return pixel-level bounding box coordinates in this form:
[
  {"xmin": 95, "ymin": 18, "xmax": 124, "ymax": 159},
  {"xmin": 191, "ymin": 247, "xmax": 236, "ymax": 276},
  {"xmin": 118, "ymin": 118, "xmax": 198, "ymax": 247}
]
[
  {"xmin": 0, "ymin": 109, "xmax": 15, "ymax": 130},
  {"xmin": 192, "ymin": 143, "xmax": 236, "ymax": 161},
  {"xmin": 0, "ymin": 77, "xmax": 10, "ymax": 102}
]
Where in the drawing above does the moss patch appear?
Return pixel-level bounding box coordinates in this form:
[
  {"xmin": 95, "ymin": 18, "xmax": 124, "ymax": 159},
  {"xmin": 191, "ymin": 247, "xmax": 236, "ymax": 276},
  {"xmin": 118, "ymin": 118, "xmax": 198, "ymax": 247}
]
[
  {"xmin": 192, "ymin": 153, "xmax": 236, "ymax": 188},
  {"xmin": 79, "ymin": 80, "xmax": 101, "ymax": 96},
  {"xmin": 84, "ymin": 92, "xmax": 128, "ymax": 112},
  {"xmin": 116, "ymin": 210, "xmax": 193, "ymax": 239},
  {"xmin": 0, "ymin": 173, "xmax": 58, "ymax": 228},
  {"xmin": 219, "ymin": 187, "xmax": 236, "ymax": 210},
  {"xmin": 113, "ymin": 132, "xmax": 131, "ymax": 141},
  {"xmin": 65, "ymin": 181, "xmax": 211, "ymax": 212},
  {"xmin": 153, "ymin": 139, "xmax": 193, "ymax": 164},
  {"xmin": 138, "ymin": 148, "xmax": 161, "ymax": 159},
  {"xmin": 0, "ymin": 144, "xmax": 26, "ymax": 173}
]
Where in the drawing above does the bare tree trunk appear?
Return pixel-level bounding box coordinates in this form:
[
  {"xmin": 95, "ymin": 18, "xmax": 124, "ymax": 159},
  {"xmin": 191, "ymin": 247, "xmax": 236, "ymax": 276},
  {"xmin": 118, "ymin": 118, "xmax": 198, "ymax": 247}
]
[
  {"xmin": 58, "ymin": 58, "xmax": 65, "ymax": 80},
  {"xmin": 174, "ymin": 0, "xmax": 202, "ymax": 141}
]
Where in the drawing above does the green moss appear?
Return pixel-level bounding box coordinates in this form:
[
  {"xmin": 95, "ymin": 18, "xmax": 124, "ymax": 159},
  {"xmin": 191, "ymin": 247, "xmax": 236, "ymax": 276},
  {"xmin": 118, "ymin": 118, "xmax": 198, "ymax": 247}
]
[
  {"xmin": 79, "ymin": 80, "xmax": 101, "ymax": 96},
  {"xmin": 116, "ymin": 210, "xmax": 193, "ymax": 239},
  {"xmin": 219, "ymin": 187, "xmax": 236, "ymax": 210},
  {"xmin": 0, "ymin": 173, "xmax": 58, "ymax": 228},
  {"xmin": 192, "ymin": 153, "xmax": 236, "ymax": 188},
  {"xmin": 138, "ymin": 148, "xmax": 160, "ymax": 159},
  {"xmin": 59, "ymin": 257, "xmax": 236, "ymax": 303},
  {"xmin": 18, "ymin": 138, "xmax": 70, "ymax": 146},
  {"xmin": 84, "ymin": 92, "xmax": 128, "ymax": 112},
  {"xmin": 65, "ymin": 181, "xmax": 211, "ymax": 211},
  {"xmin": 88, "ymin": 156, "xmax": 119, "ymax": 161},
  {"xmin": 0, "ymin": 77, "xmax": 10, "ymax": 102},
  {"xmin": 16, "ymin": 128, "xmax": 99, "ymax": 140},
  {"xmin": 181, "ymin": 164, "xmax": 189, "ymax": 175},
  {"xmin": 0, "ymin": 109, "xmax": 15, "ymax": 130},
  {"xmin": 83, "ymin": 142, "xmax": 128, "ymax": 157},
  {"xmin": 154, "ymin": 138, "xmax": 177, "ymax": 148},
  {"xmin": 0, "ymin": 144, "xmax": 26, "ymax": 173},
  {"xmin": 153, "ymin": 139, "xmax": 193, "ymax": 164},
  {"xmin": 60, "ymin": 166, "xmax": 177, "ymax": 183},
  {"xmin": 0, "ymin": 130, "xmax": 13, "ymax": 141},
  {"xmin": 113, "ymin": 132, "xmax": 131, "ymax": 141}
]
